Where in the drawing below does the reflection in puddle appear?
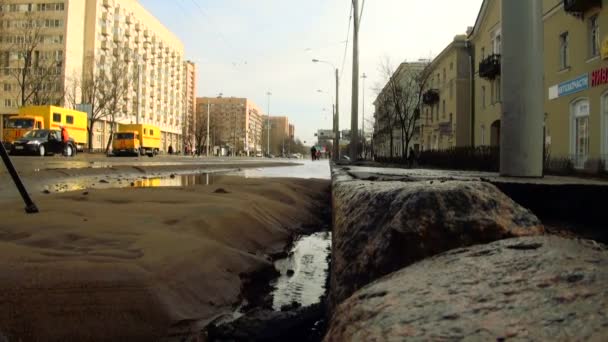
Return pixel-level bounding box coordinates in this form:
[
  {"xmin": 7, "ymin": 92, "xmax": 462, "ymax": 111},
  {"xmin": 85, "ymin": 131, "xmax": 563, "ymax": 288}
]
[
  {"xmin": 46, "ymin": 173, "xmax": 216, "ymax": 194},
  {"xmin": 271, "ymin": 232, "xmax": 332, "ymax": 310},
  {"xmin": 131, "ymin": 173, "xmax": 214, "ymax": 188}
]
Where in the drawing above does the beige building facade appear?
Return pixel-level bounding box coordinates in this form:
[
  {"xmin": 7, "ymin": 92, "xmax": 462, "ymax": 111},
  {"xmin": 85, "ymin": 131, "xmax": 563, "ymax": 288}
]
[
  {"xmin": 544, "ymin": 0, "xmax": 607, "ymax": 168},
  {"xmin": 468, "ymin": 0, "xmax": 503, "ymax": 148},
  {"xmin": 420, "ymin": 35, "xmax": 472, "ymax": 151},
  {"xmin": 196, "ymin": 97, "xmax": 264, "ymax": 156},
  {"xmin": 0, "ymin": 0, "xmax": 186, "ymax": 151}
]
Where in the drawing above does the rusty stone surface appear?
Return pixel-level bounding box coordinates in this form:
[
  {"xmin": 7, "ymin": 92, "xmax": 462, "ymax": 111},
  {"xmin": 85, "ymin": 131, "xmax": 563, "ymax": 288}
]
[
  {"xmin": 329, "ymin": 171, "xmax": 544, "ymax": 311},
  {"xmin": 325, "ymin": 236, "xmax": 608, "ymax": 341}
]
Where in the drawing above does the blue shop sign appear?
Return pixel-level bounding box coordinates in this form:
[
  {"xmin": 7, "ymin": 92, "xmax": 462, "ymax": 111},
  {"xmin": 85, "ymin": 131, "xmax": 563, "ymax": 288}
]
[{"xmin": 558, "ymin": 74, "xmax": 589, "ymax": 97}]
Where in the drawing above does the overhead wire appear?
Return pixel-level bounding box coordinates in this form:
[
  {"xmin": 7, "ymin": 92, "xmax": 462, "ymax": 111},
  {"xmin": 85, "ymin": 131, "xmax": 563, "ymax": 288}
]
[{"xmin": 339, "ymin": 3, "xmax": 353, "ymax": 83}]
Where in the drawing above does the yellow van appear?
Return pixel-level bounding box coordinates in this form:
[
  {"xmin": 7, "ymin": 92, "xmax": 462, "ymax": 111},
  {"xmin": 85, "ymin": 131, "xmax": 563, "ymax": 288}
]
[
  {"xmin": 2, "ymin": 106, "xmax": 88, "ymax": 151},
  {"xmin": 112, "ymin": 124, "xmax": 160, "ymax": 157}
]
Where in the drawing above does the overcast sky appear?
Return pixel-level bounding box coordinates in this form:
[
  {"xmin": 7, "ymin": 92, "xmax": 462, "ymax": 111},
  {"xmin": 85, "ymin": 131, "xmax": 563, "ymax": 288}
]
[{"xmin": 140, "ymin": 0, "xmax": 483, "ymax": 144}]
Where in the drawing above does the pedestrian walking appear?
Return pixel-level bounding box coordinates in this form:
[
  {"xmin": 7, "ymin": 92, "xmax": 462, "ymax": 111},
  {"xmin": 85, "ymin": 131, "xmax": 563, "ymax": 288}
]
[
  {"xmin": 408, "ymin": 146, "xmax": 416, "ymax": 168},
  {"xmin": 310, "ymin": 146, "xmax": 317, "ymax": 161},
  {"xmin": 168, "ymin": 145, "xmax": 173, "ymax": 155},
  {"xmin": 60, "ymin": 126, "xmax": 69, "ymax": 156}
]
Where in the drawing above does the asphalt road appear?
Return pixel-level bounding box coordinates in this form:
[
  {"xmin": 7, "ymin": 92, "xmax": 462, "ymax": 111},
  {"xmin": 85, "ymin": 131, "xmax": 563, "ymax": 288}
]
[{"xmin": 1, "ymin": 154, "xmax": 298, "ymax": 173}]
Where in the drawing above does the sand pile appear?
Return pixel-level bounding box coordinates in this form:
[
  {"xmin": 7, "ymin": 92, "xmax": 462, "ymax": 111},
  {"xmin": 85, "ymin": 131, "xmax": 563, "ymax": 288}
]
[{"xmin": 0, "ymin": 176, "xmax": 329, "ymax": 341}]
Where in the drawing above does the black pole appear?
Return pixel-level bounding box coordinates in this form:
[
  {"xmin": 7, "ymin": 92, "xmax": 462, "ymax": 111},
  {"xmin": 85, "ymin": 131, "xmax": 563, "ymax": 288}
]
[{"xmin": 0, "ymin": 142, "xmax": 38, "ymax": 214}]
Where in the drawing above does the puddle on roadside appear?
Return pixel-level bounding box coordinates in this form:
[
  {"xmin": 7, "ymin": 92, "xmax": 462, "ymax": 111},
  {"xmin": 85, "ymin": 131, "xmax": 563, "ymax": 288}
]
[
  {"xmin": 271, "ymin": 231, "xmax": 332, "ymax": 310},
  {"xmin": 44, "ymin": 172, "xmax": 218, "ymax": 194}
]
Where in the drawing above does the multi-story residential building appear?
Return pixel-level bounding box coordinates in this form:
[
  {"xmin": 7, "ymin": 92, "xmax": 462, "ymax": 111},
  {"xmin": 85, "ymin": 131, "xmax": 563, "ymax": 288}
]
[
  {"xmin": 544, "ymin": 0, "xmax": 607, "ymax": 169},
  {"xmin": 420, "ymin": 35, "xmax": 472, "ymax": 150},
  {"xmin": 262, "ymin": 115, "xmax": 290, "ymax": 156},
  {"xmin": 468, "ymin": 0, "xmax": 503, "ymax": 148},
  {"xmin": 0, "ymin": 0, "xmax": 185, "ymax": 151},
  {"xmin": 196, "ymin": 96, "xmax": 263, "ymax": 156},
  {"xmin": 372, "ymin": 60, "xmax": 428, "ymax": 158},
  {"xmin": 183, "ymin": 60, "xmax": 196, "ymax": 149}
]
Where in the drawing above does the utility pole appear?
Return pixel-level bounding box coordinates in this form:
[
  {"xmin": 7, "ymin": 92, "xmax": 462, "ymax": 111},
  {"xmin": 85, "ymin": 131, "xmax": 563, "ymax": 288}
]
[
  {"xmin": 361, "ymin": 72, "xmax": 367, "ymax": 159},
  {"xmin": 335, "ymin": 68, "xmax": 340, "ymax": 161},
  {"xmin": 206, "ymin": 100, "xmax": 210, "ymax": 156},
  {"xmin": 350, "ymin": 0, "xmax": 360, "ymax": 160},
  {"xmin": 500, "ymin": 0, "xmax": 543, "ymax": 177},
  {"xmin": 266, "ymin": 92, "xmax": 272, "ymax": 156}
]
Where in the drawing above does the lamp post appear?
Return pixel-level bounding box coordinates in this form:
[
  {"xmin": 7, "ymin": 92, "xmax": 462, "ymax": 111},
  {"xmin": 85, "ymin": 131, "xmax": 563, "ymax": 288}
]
[
  {"xmin": 266, "ymin": 91, "xmax": 272, "ymax": 157},
  {"xmin": 361, "ymin": 73, "xmax": 367, "ymax": 159},
  {"xmin": 312, "ymin": 59, "xmax": 339, "ymax": 161}
]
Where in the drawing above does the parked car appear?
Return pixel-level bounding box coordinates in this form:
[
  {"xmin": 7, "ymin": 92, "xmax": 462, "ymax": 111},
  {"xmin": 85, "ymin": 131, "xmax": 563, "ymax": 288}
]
[{"xmin": 10, "ymin": 129, "xmax": 77, "ymax": 157}]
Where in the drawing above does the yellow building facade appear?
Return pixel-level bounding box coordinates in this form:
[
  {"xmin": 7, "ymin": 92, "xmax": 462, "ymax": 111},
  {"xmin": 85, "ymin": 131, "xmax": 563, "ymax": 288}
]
[
  {"xmin": 544, "ymin": 0, "xmax": 608, "ymax": 168},
  {"xmin": 420, "ymin": 35, "xmax": 472, "ymax": 150}
]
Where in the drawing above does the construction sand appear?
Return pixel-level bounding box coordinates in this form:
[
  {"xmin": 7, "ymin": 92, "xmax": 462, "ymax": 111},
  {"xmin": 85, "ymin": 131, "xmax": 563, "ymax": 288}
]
[{"xmin": 0, "ymin": 176, "xmax": 330, "ymax": 341}]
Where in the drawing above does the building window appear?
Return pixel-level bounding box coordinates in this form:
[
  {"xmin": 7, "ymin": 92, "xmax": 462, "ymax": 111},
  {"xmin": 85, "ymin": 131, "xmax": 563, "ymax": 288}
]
[
  {"xmin": 442, "ymin": 68, "xmax": 446, "ymax": 84},
  {"xmin": 66, "ymin": 115, "xmax": 74, "ymax": 124},
  {"xmin": 449, "ymin": 61, "xmax": 453, "ymax": 71},
  {"xmin": 3, "ymin": 83, "xmax": 10, "ymax": 91},
  {"xmin": 589, "ymin": 15, "xmax": 600, "ymax": 58},
  {"xmin": 496, "ymin": 77, "xmax": 501, "ymax": 102},
  {"xmin": 481, "ymin": 47, "xmax": 485, "ymax": 59},
  {"xmin": 560, "ymin": 32, "xmax": 569, "ymax": 69},
  {"xmin": 442, "ymin": 100, "xmax": 446, "ymax": 117},
  {"xmin": 449, "ymin": 80, "xmax": 453, "ymax": 99},
  {"xmin": 52, "ymin": 113, "xmax": 61, "ymax": 122},
  {"xmin": 571, "ymin": 99, "xmax": 590, "ymax": 168},
  {"xmin": 481, "ymin": 86, "xmax": 486, "ymax": 109},
  {"xmin": 492, "ymin": 29, "xmax": 501, "ymax": 54},
  {"xmin": 481, "ymin": 125, "xmax": 486, "ymax": 145}
]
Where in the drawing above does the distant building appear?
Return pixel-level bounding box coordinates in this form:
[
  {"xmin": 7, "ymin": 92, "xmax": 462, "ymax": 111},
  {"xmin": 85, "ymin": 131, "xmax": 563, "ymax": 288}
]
[
  {"xmin": 262, "ymin": 115, "xmax": 291, "ymax": 156},
  {"xmin": 373, "ymin": 61, "xmax": 428, "ymax": 158},
  {"xmin": 420, "ymin": 35, "xmax": 472, "ymax": 151},
  {"xmin": 196, "ymin": 96, "xmax": 263, "ymax": 156}
]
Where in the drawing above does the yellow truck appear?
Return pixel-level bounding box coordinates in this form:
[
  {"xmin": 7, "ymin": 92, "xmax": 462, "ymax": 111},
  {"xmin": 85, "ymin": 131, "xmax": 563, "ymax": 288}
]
[
  {"xmin": 2, "ymin": 105, "xmax": 88, "ymax": 151},
  {"xmin": 111, "ymin": 124, "xmax": 161, "ymax": 157}
]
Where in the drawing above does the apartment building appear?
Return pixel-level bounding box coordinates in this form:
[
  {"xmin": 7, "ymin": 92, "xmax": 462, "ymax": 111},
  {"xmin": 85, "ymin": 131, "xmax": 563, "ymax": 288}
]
[
  {"xmin": 196, "ymin": 97, "xmax": 264, "ymax": 156},
  {"xmin": 262, "ymin": 115, "xmax": 291, "ymax": 156},
  {"xmin": 544, "ymin": 0, "xmax": 607, "ymax": 168},
  {"xmin": 420, "ymin": 35, "xmax": 472, "ymax": 151},
  {"xmin": 0, "ymin": 0, "xmax": 186, "ymax": 151},
  {"xmin": 183, "ymin": 60, "xmax": 196, "ymax": 149},
  {"xmin": 373, "ymin": 60, "xmax": 428, "ymax": 158},
  {"xmin": 468, "ymin": 0, "xmax": 503, "ymax": 148}
]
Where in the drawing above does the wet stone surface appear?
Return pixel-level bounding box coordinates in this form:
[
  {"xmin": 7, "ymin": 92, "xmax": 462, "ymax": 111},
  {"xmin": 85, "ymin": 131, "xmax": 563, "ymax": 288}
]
[
  {"xmin": 330, "ymin": 176, "xmax": 544, "ymax": 312},
  {"xmin": 325, "ymin": 236, "xmax": 608, "ymax": 341}
]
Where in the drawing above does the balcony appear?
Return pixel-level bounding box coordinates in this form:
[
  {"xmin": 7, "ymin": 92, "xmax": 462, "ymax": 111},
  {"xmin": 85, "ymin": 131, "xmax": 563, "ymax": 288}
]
[
  {"xmin": 112, "ymin": 48, "xmax": 120, "ymax": 57},
  {"xmin": 479, "ymin": 54, "xmax": 501, "ymax": 80},
  {"xmin": 102, "ymin": 0, "xmax": 113, "ymax": 8},
  {"xmin": 126, "ymin": 14, "xmax": 133, "ymax": 25},
  {"xmin": 423, "ymin": 89, "xmax": 440, "ymax": 106},
  {"xmin": 563, "ymin": 0, "xmax": 602, "ymax": 16},
  {"xmin": 100, "ymin": 40, "xmax": 110, "ymax": 50},
  {"xmin": 101, "ymin": 26, "xmax": 110, "ymax": 36},
  {"xmin": 135, "ymin": 22, "xmax": 142, "ymax": 31},
  {"xmin": 143, "ymin": 29, "xmax": 150, "ymax": 38}
]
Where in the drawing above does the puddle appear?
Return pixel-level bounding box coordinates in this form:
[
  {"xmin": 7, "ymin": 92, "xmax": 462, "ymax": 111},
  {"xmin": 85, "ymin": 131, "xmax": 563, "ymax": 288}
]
[{"xmin": 271, "ymin": 231, "xmax": 332, "ymax": 310}]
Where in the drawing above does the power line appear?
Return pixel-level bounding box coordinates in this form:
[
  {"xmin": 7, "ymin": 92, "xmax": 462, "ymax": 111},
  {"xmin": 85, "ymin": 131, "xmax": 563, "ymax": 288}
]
[{"xmin": 340, "ymin": 3, "xmax": 353, "ymax": 83}]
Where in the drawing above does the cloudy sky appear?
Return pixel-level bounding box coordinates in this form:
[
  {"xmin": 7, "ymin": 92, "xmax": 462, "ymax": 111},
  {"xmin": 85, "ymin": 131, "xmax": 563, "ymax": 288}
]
[{"xmin": 140, "ymin": 0, "xmax": 483, "ymax": 144}]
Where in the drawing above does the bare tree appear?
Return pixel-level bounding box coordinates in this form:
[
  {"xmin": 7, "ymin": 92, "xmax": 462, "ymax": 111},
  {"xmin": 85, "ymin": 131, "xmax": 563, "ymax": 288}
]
[
  {"xmin": 100, "ymin": 56, "xmax": 136, "ymax": 153},
  {"xmin": 378, "ymin": 59, "xmax": 430, "ymax": 159},
  {"xmin": 193, "ymin": 110, "xmax": 209, "ymax": 155},
  {"xmin": 6, "ymin": 11, "xmax": 64, "ymax": 107}
]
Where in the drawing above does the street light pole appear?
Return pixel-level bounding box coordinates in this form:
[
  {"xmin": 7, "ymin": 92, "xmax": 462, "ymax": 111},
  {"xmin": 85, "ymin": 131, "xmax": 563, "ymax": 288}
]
[
  {"xmin": 350, "ymin": 0, "xmax": 360, "ymax": 160},
  {"xmin": 206, "ymin": 100, "xmax": 210, "ymax": 156},
  {"xmin": 313, "ymin": 59, "xmax": 340, "ymax": 161},
  {"xmin": 266, "ymin": 91, "xmax": 272, "ymax": 156}
]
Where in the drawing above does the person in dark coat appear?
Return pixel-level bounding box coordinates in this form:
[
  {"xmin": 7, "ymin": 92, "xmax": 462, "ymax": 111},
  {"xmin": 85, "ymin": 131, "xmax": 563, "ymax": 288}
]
[{"xmin": 310, "ymin": 146, "xmax": 317, "ymax": 161}]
